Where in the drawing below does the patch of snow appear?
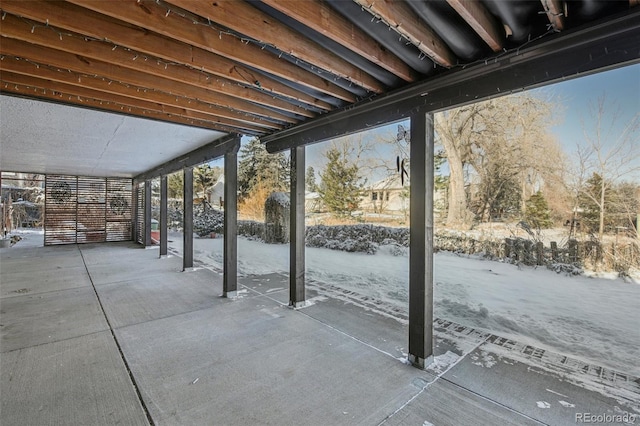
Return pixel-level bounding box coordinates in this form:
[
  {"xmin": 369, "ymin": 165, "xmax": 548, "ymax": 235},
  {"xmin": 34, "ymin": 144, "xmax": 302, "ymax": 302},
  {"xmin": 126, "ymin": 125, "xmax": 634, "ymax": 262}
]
[
  {"xmin": 427, "ymin": 351, "xmax": 460, "ymax": 375},
  {"xmin": 169, "ymin": 233, "xmax": 640, "ymax": 377},
  {"xmin": 471, "ymin": 350, "xmax": 497, "ymax": 368},
  {"xmin": 546, "ymin": 389, "xmax": 568, "ymax": 398}
]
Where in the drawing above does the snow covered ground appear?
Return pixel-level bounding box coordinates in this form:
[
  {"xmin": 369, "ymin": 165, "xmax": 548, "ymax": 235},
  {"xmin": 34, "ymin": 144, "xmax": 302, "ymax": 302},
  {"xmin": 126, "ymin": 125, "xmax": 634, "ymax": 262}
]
[{"xmin": 172, "ymin": 233, "xmax": 640, "ymax": 377}]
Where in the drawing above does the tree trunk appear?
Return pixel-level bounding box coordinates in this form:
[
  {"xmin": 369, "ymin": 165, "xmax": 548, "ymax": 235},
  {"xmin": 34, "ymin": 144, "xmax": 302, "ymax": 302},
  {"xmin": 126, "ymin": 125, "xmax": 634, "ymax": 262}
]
[
  {"xmin": 443, "ymin": 140, "xmax": 471, "ymax": 228},
  {"xmin": 599, "ymin": 179, "xmax": 605, "ymax": 241}
]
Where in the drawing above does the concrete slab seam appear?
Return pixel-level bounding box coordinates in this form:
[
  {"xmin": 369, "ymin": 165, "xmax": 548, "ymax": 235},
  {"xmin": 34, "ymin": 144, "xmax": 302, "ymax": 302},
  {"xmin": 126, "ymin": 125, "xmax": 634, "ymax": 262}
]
[
  {"xmin": 377, "ymin": 339, "xmax": 486, "ymax": 426},
  {"xmin": 296, "ymin": 308, "xmax": 406, "ymax": 363},
  {"xmin": 440, "ymin": 377, "xmax": 549, "ymax": 425},
  {"xmin": 78, "ymin": 246, "xmax": 154, "ymax": 426},
  {"xmin": 0, "ymin": 329, "xmax": 109, "ymax": 354}
]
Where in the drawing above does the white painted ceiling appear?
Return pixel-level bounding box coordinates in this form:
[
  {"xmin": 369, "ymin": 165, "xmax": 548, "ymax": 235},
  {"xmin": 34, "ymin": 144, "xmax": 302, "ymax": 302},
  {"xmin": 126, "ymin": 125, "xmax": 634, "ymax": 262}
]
[{"xmin": 0, "ymin": 95, "xmax": 227, "ymax": 178}]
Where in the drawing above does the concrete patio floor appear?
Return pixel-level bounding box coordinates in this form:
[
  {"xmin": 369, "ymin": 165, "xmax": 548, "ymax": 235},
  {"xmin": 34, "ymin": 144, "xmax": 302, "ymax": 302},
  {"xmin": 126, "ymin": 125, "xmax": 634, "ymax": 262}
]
[{"xmin": 1, "ymin": 241, "xmax": 638, "ymax": 425}]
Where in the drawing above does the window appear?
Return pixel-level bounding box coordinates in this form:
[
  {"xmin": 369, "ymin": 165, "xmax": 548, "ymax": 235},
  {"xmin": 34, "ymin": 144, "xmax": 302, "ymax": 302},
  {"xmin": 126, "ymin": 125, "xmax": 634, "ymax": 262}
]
[{"xmin": 372, "ymin": 192, "xmax": 378, "ymax": 201}]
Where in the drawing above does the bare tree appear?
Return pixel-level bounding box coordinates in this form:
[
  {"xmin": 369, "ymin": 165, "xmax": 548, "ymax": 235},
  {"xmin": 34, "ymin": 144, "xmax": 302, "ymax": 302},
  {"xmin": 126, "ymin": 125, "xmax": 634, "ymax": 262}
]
[
  {"xmin": 434, "ymin": 104, "xmax": 479, "ymax": 228},
  {"xmin": 570, "ymin": 95, "xmax": 640, "ymax": 240},
  {"xmin": 435, "ymin": 93, "xmax": 561, "ymax": 228}
]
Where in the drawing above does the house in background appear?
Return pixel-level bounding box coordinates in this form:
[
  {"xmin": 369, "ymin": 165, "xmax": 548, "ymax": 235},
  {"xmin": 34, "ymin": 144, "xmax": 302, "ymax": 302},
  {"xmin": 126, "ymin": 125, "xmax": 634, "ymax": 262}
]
[
  {"xmin": 305, "ymin": 191, "xmax": 323, "ymax": 213},
  {"xmin": 361, "ymin": 175, "xmax": 408, "ymax": 214},
  {"xmin": 361, "ymin": 175, "xmax": 447, "ymax": 218}
]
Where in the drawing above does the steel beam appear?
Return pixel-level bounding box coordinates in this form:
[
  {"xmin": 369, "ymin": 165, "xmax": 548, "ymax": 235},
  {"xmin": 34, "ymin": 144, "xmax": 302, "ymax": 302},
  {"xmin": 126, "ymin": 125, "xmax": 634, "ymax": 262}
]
[
  {"xmin": 408, "ymin": 112, "xmax": 435, "ymax": 369},
  {"xmin": 183, "ymin": 167, "xmax": 194, "ymax": 270},
  {"xmin": 289, "ymin": 145, "xmax": 306, "ymax": 307},
  {"xmin": 133, "ymin": 134, "xmax": 240, "ymax": 183},
  {"xmin": 160, "ymin": 175, "xmax": 168, "ymax": 257},
  {"xmin": 144, "ymin": 180, "xmax": 152, "ymax": 247},
  {"xmin": 263, "ymin": 10, "xmax": 640, "ymax": 152},
  {"xmin": 223, "ymin": 141, "xmax": 240, "ymax": 297}
]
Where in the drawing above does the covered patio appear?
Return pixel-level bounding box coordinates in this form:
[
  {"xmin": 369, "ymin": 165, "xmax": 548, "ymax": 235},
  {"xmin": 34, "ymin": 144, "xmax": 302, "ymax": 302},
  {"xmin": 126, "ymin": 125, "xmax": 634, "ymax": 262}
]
[
  {"xmin": 4, "ymin": 239, "xmax": 636, "ymax": 425},
  {"xmin": 1, "ymin": 0, "xmax": 639, "ymax": 424}
]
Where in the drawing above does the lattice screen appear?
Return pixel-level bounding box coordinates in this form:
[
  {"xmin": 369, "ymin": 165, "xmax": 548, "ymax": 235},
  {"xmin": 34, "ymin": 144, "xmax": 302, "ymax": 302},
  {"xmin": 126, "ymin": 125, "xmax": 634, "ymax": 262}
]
[
  {"xmin": 44, "ymin": 175, "xmax": 132, "ymax": 245},
  {"xmin": 135, "ymin": 182, "xmax": 145, "ymax": 245}
]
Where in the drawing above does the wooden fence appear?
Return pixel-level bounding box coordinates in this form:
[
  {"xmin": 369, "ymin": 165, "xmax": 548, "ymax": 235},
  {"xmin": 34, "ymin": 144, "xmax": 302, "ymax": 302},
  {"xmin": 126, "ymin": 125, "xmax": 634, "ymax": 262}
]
[{"xmin": 435, "ymin": 232, "xmax": 639, "ymax": 273}]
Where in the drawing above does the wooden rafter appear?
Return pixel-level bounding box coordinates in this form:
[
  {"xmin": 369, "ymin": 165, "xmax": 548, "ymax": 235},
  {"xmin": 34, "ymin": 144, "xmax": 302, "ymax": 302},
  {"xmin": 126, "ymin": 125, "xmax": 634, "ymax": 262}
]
[
  {"xmin": 353, "ymin": 0, "xmax": 456, "ymax": 67},
  {"xmin": 446, "ymin": 0, "xmax": 504, "ymax": 52},
  {"xmin": 0, "ymin": 1, "xmax": 338, "ymax": 109},
  {"xmin": 63, "ymin": 0, "xmax": 359, "ymax": 102},
  {"xmin": 165, "ymin": 0, "xmax": 384, "ymax": 92},
  {"xmin": 540, "ymin": 0, "xmax": 565, "ymax": 31},
  {"xmin": 0, "ymin": 13, "xmax": 316, "ymax": 119},
  {"xmin": 0, "ymin": 57, "xmax": 284, "ymax": 135},
  {"xmin": 0, "ymin": 38, "xmax": 297, "ymax": 125},
  {"xmin": 0, "ymin": 82, "xmax": 243, "ymax": 133},
  {"xmin": 261, "ymin": 0, "xmax": 417, "ymax": 83},
  {"xmin": 0, "ymin": 55, "xmax": 278, "ymax": 133},
  {"xmin": 0, "ymin": 72, "xmax": 265, "ymax": 134}
]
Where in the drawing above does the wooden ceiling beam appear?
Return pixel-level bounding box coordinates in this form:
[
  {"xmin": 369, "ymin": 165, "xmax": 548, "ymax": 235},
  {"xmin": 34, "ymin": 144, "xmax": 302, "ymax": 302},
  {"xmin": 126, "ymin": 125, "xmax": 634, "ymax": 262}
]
[
  {"xmin": 0, "ymin": 71, "xmax": 265, "ymax": 134},
  {"xmin": 0, "ymin": 13, "xmax": 315, "ymax": 119},
  {"xmin": 2, "ymin": 58, "xmax": 274, "ymax": 133},
  {"xmin": 63, "ymin": 0, "xmax": 358, "ymax": 102},
  {"xmin": 261, "ymin": 0, "xmax": 417, "ymax": 83},
  {"xmin": 0, "ymin": 38, "xmax": 296, "ymax": 125},
  {"xmin": 540, "ymin": 0, "xmax": 565, "ymax": 31},
  {"xmin": 353, "ymin": 0, "xmax": 456, "ymax": 67},
  {"xmin": 165, "ymin": 0, "xmax": 384, "ymax": 93},
  {"xmin": 0, "ymin": 1, "xmax": 336, "ymax": 110},
  {"xmin": 446, "ymin": 0, "xmax": 505, "ymax": 51},
  {"xmin": 0, "ymin": 48, "xmax": 281, "ymax": 131},
  {"xmin": 0, "ymin": 83, "xmax": 243, "ymax": 133}
]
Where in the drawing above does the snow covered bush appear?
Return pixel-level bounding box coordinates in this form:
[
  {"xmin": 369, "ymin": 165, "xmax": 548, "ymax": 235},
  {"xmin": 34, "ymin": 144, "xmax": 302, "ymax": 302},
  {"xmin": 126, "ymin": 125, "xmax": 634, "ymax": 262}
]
[
  {"xmin": 547, "ymin": 262, "xmax": 583, "ymax": 276},
  {"xmin": 304, "ymin": 224, "xmax": 409, "ymax": 254},
  {"xmin": 193, "ymin": 206, "xmax": 224, "ymax": 237}
]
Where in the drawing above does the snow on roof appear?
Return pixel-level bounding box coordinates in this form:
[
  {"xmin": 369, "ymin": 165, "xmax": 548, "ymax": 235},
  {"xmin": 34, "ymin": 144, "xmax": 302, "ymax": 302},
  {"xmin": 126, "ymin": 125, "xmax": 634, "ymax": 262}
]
[
  {"xmin": 305, "ymin": 191, "xmax": 320, "ymax": 199},
  {"xmin": 368, "ymin": 175, "xmax": 408, "ymax": 191}
]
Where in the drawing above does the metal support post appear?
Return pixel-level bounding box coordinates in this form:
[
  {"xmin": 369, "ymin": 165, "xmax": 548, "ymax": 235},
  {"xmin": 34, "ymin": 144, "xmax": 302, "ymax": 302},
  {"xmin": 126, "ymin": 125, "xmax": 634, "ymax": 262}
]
[
  {"xmin": 160, "ymin": 175, "xmax": 168, "ymax": 257},
  {"xmin": 290, "ymin": 145, "xmax": 306, "ymax": 307},
  {"xmin": 223, "ymin": 140, "xmax": 240, "ymax": 297},
  {"xmin": 408, "ymin": 111, "xmax": 435, "ymax": 369},
  {"xmin": 183, "ymin": 167, "xmax": 194, "ymax": 270}
]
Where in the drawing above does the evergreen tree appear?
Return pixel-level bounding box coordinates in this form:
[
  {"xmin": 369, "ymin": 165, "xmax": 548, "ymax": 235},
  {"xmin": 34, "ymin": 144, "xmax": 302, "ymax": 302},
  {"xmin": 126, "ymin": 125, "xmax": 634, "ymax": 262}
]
[
  {"xmin": 524, "ymin": 191, "xmax": 553, "ymax": 228},
  {"xmin": 318, "ymin": 147, "xmax": 364, "ymax": 217},
  {"xmin": 578, "ymin": 174, "xmax": 639, "ymax": 234},
  {"xmin": 238, "ymin": 138, "xmax": 289, "ymax": 200},
  {"xmin": 194, "ymin": 165, "xmax": 216, "ymax": 202},
  {"xmin": 305, "ymin": 166, "xmax": 318, "ymax": 192},
  {"xmin": 167, "ymin": 172, "xmax": 183, "ymax": 199}
]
